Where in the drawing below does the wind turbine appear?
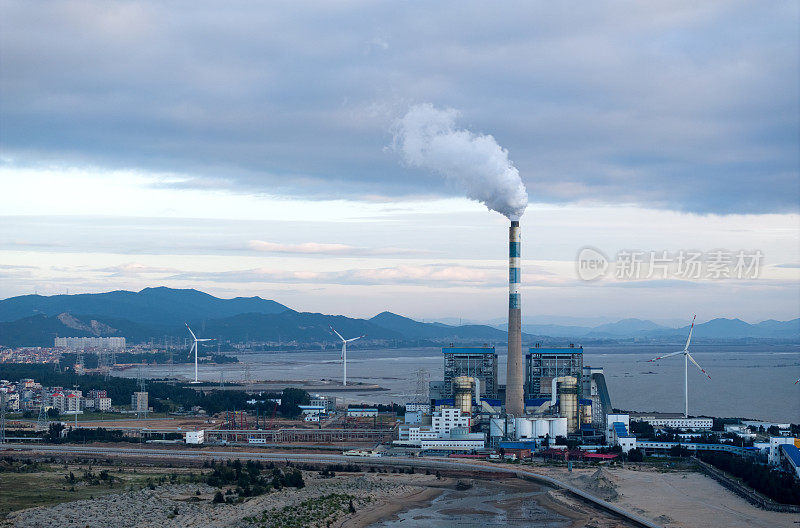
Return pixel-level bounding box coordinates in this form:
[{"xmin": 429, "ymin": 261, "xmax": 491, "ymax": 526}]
[
  {"xmin": 185, "ymin": 323, "xmax": 213, "ymax": 384},
  {"xmin": 648, "ymin": 315, "xmax": 711, "ymax": 418},
  {"xmin": 330, "ymin": 326, "xmax": 364, "ymax": 387}
]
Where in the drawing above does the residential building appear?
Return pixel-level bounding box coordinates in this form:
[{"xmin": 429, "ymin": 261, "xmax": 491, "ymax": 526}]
[{"xmin": 95, "ymin": 397, "xmax": 112, "ymax": 411}]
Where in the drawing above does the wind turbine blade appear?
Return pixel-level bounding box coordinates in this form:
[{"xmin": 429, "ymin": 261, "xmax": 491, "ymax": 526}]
[
  {"xmin": 185, "ymin": 323, "xmax": 197, "ymax": 340},
  {"xmin": 647, "ymin": 350, "xmax": 684, "ymax": 362},
  {"xmin": 189, "ymin": 341, "xmax": 196, "ymax": 358},
  {"xmin": 329, "ymin": 326, "xmax": 345, "ymax": 342},
  {"xmin": 197, "ymin": 338, "xmax": 213, "ymax": 342},
  {"xmin": 345, "ymin": 335, "xmax": 365, "ymax": 343},
  {"xmin": 795, "ymin": 378, "xmax": 799, "ymax": 385},
  {"xmin": 687, "ymin": 353, "xmax": 711, "ymax": 380},
  {"xmin": 684, "ymin": 314, "xmax": 696, "ymax": 351}
]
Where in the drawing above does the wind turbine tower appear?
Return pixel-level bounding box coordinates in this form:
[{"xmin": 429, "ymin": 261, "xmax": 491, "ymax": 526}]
[
  {"xmin": 185, "ymin": 324, "xmax": 213, "ymax": 384},
  {"xmin": 648, "ymin": 315, "xmax": 711, "ymax": 418},
  {"xmin": 330, "ymin": 326, "xmax": 364, "ymax": 387}
]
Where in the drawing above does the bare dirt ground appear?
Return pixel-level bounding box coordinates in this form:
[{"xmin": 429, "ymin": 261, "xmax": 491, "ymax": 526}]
[{"xmin": 534, "ymin": 464, "xmax": 797, "ymax": 528}]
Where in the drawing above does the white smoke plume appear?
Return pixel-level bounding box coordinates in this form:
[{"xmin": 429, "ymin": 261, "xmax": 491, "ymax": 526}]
[{"xmin": 393, "ymin": 103, "xmax": 528, "ymax": 220}]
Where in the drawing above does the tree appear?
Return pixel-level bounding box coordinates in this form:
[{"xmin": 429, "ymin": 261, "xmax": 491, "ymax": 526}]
[
  {"xmin": 46, "ymin": 422, "xmax": 64, "ymax": 442},
  {"xmin": 627, "ymin": 448, "xmax": 644, "ymax": 462},
  {"xmin": 767, "ymin": 425, "xmax": 780, "ymax": 436},
  {"xmin": 213, "ymin": 491, "xmax": 225, "ymax": 503},
  {"xmin": 47, "ymin": 408, "xmax": 60, "ymax": 419},
  {"xmin": 669, "ymin": 444, "xmax": 689, "ymax": 457}
]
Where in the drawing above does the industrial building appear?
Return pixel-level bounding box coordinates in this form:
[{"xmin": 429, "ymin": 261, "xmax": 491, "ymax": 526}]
[
  {"xmin": 582, "ymin": 366, "xmax": 612, "ymax": 430},
  {"xmin": 346, "ymin": 407, "xmax": 378, "ymax": 417},
  {"xmin": 606, "ymin": 414, "xmax": 637, "ymax": 453},
  {"xmin": 395, "ymin": 408, "xmax": 484, "ymax": 451},
  {"xmin": 525, "ymin": 344, "xmax": 583, "ymax": 400},
  {"xmin": 629, "ymin": 413, "xmax": 712, "ymax": 430},
  {"xmin": 441, "ymin": 345, "xmax": 498, "ymax": 398}
]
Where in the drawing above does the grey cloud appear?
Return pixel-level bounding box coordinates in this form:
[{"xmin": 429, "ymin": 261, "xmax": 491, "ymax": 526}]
[{"xmin": 0, "ymin": 1, "xmax": 797, "ymax": 213}]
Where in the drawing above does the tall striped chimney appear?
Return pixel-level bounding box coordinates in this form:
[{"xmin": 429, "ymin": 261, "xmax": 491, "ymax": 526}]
[{"xmin": 506, "ymin": 220, "xmax": 524, "ymax": 416}]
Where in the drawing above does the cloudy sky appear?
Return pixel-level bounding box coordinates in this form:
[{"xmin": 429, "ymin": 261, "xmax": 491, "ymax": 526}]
[{"xmin": 1, "ymin": 1, "xmax": 798, "ymax": 324}]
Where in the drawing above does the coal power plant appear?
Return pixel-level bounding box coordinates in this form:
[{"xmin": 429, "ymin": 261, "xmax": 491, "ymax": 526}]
[
  {"xmin": 396, "ymin": 105, "xmax": 612, "ymax": 452},
  {"xmin": 421, "ymin": 218, "xmax": 613, "ymax": 451}
]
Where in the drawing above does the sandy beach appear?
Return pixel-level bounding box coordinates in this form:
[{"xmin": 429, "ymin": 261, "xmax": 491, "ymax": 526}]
[{"xmin": 530, "ymin": 464, "xmax": 797, "ymax": 528}]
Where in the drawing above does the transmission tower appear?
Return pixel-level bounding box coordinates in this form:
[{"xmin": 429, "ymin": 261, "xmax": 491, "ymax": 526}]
[
  {"xmin": 36, "ymin": 401, "xmax": 49, "ymax": 432},
  {"xmin": 219, "ymin": 370, "xmax": 224, "ymax": 389},
  {"xmin": 168, "ymin": 350, "xmax": 176, "ymax": 384},
  {"xmin": 75, "ymin": 350, "xmax": 85, "ymax": 374},
  {"xmin": 0, "ymin": 392, "xmax": 7, "ymax": 444},
  {"xmin": 136, "ymin": 365, "xmax": 148, "ymax": 419},
  {"xmin": 414, "ymin": 368, "xmax": 430, "ymax": 403},
  {"xmin": 243, "ymin": 363, "xmax": 252, "ymax": 385}
]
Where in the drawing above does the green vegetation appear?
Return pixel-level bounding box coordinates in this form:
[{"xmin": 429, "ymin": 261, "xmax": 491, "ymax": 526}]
[
  {"xmin": 204, "ymin": 459, "xmax": 304, "ymax": 500},
  {"xmin": 0, "ymin": 458, "xmax": 200, "ymax": 518},
  {"xmin": 248, "ymin": 494, "xmax": 363, "ymax": 528},
  {"xmin": 699, "ymin": 451, "xmax": 800, "ymax": 505}
]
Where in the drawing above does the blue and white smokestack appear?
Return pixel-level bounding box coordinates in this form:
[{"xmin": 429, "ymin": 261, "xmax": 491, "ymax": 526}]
[{"xmin": 506, "ymin": 220, "xmax": 524, "ymax": 416}]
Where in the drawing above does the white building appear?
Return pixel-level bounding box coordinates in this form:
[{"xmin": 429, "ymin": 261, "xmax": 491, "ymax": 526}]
[
  {"xmin": 419, "ymin": 437, "xmax": 485, "ymax": 451},
  {"xmin": 347, "ymin": 408, "xmax": 378, "ymax": 417},
  {"xmin": 768, "ymin": 437, "xmax": 800, "ymax": 465},
  {"xmin": 631, "ymin": 414, "xmax": 712, "ymax": 430},
  {"xmin": 395, "ymin": 408, "xmax": 483, "ymax": 450},
  {"xmin": 606, "ymin": 414, "xmax": 637, "ymax": 453},
  {"xmin": 310, "ymin": 395, "xmax": 336, "ymax": 411},
  {"xmin": 185, "ymin": 430, "xmax": 205, "ymax": 444},
  {"xmin": 405, "ymin": 402, "xmax": 430, "ymax": 413},
  {"xmin": 54, "ymin": 336, "xmax": 126, "ymax": 349},
  {"xmin": 298, "ymin": 405, "xmax": 325, "ymax": 420},
  {"xmin": 432, "ymin": 408, "xmax": 470, "ymax": 435},
  {"xmin": 65, "ymin": 393, "xmax": 81, "ymax": 413},
  {"xmin": 95, "ymin": 397, "xmax": 112, "ymax": 412},
  {"xmin": 50, "ymin": 392, "xmax": 65, "ymax": 413}
]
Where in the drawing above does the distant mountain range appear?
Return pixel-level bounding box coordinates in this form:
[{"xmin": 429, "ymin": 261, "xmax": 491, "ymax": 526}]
[
  {"xmin": 0, "ymin": 287, "xmax": 288, "ymax": 325},
  {"xmin": 0, "ymin": 287, "xmax": 797, "ymax": 347},
  {"xmin": 518, "ymin": 317, "xmax": 800, "ymax": 340}
]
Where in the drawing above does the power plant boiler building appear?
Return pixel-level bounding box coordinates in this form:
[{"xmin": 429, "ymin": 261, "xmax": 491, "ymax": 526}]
[
  {"xmin": 441, "ymin": 345, "xmax": 498, "ymax": 399},
  {"xmin": 525, "ymin": 345, "xmax": 584, "ymax": 400}
]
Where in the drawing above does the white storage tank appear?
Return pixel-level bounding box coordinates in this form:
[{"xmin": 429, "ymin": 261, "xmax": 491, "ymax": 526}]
[
  {"xmin": 515, "ymin": 417, "xmax": 532, "ymax": 439},
  {"xmin": 533, "ymin": 419, "xmax": 549, "ymax": 438},
  {"xmin": 549, "ymin": 417, "xmax": 568, "ymax": 438}
]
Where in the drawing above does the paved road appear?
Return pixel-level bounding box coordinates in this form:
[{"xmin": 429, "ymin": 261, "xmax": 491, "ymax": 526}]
[{"xmin": 1, "ymin": 443, "xmax": 661, "ymax": 528}]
